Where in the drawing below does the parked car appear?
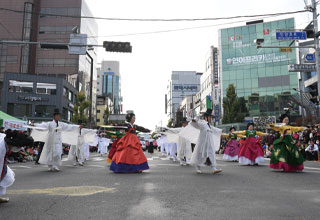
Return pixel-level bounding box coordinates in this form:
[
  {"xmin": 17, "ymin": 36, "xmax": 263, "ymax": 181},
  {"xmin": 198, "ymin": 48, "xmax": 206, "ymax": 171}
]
[{"xmin": 139, "ymin": 137, "xmax": 147, "ymax": 151}]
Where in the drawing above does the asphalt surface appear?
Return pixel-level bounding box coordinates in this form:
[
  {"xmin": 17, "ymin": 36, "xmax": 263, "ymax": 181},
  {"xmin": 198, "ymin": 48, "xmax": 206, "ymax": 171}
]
[{"xmin": 1, "ymin": 151, "xmax": 320, "ymax": 220}]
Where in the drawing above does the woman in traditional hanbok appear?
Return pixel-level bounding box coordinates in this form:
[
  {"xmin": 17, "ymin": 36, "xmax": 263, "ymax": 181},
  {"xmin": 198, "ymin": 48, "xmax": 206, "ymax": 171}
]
[
  {"xmin": 110, "ymin": 113, "xmax": 151, "ymax": 173},
  {"xmin": 269, "ymin": 114, "xmax": 305, "ymax": 172},
  {"xmin": 222, "ymin": 127, "xmax": 240, "ymax": 162},
  {"xmin": 236, "ymin": 123, "xmax": 266, "ymax": 165}
]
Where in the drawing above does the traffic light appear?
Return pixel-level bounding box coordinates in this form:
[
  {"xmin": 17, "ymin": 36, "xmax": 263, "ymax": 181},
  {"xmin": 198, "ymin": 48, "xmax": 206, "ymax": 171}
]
[
  {"xmin": 40, "ymin": 43, "xmax": 68, "ymax": 50},
  {"xmin": 304, "ymin": 22, "xmax": 315, "ymax": 38},
  {"xmin": 103, "ymin": 41, "xmax": 132, "ymax": 53}
]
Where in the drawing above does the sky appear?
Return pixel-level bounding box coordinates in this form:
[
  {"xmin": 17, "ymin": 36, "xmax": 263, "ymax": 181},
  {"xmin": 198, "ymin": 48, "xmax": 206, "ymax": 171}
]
[{"xmin": 85, "ymin": 0, "xmax": 312, "ymax": 130}]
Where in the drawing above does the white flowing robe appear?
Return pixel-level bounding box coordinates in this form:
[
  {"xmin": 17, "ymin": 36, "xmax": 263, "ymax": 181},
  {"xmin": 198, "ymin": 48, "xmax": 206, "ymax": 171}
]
[
  {"xmin": 0, "ymin": 134, "xmax": 15, "ymax": 195},
  {"xmin": 98, "ymin": 137, "xmax": 110, "ymax": 154},
  {"xmin": 168, "ymin": 127, "xmax": 192, "ymax": 161},
  {"xmin": 67, "ymin": 128, "xmax": 97, "ymax": 163},
  {"xmin": 35, "ymin": 121, "xmax": 79, "ymax": 167},
  {"xmin": 156, "ymin": 135, "xmax": 167, "ymax": 155},
  {"xmin": 180, "ymin": 120, "xmax": 222, "ymax": 167}
]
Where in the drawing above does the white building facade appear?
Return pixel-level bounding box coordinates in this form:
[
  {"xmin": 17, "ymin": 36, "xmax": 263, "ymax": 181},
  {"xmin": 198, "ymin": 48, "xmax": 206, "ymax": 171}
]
[
  {"xmin": 200, "ymin": 46, "xmax": 222, "ymax": 124},
  {"xmin": 166, "ymin": 71, "xmax": 201, "ymax": 125}
]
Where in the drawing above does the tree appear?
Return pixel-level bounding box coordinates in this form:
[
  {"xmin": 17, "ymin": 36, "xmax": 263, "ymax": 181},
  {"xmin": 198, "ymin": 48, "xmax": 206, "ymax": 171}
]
[
  {"xmin": 222, "ymin": 84, "xmax": 245, "ymax": 124},
  {"xmin": 167, "ymin": 119, "xmax": 174, "ymax": 128},
  {"xmin": 73, "ymin": 91, "xmax": 90, "ymax": 124},
  {"xmin": 104, "ymin": 107, "xmax": 110, "ymax": 125}
]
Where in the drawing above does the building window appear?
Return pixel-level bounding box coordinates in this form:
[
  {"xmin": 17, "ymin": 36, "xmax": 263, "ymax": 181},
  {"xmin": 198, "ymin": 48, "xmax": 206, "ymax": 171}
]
[
  {"xmin": 68, "ymin": 91, "xmax": 73, "ymax": 102},
  {"xmin": 40, "ymin": 7, "xmax": 81, "ymax": 18},
  {"xmin": 7, "ymin": 103, "xmax": 32, "ymax": 117},
  {"xmin": 63, "ymin": 87, "xmax": 68, "ymax": 98},
  {"xmin": 97, "ymin": 110, "xmax": 100, "ymax": 113},
  {"xmin": 38, "ymin": 25, "xmax": 75, "ymax": 34},
  {"xmin": 62, "ymin": 108, "xmax": 68, "ymax": 121},
  {"xmin": 36, "ymin": 83, "xmax": 57, "ymax": 95},
  {"xmin": 37, "ymin": 58, "xmax": 78, "ymax": 67},
  {"xmin": 35, "ymin": 105, "xmax": 55, "ymax": 118},
  {"xmin": 68, "ymin": 110, "xmax": 73, "ymax": 122},
  {"xmin": 97, "ymin": 119, "xmax": 100, "ymax": 122},
  {"xmin": 9, "ymin": 80, "xmax": 33, "ymax": 93}
]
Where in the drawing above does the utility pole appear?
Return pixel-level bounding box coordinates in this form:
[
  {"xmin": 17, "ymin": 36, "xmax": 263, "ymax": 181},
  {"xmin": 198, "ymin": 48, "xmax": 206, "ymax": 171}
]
[
  {"xmin": 312, "ymin": 0, "xmax": 320, "ymax": 117},
  {"xmin": 86, "ymin": 51, "xmax": 93, "ymax": 128}
]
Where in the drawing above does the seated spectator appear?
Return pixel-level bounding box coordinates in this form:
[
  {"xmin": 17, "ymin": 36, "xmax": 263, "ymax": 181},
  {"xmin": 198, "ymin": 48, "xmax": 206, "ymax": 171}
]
[
  {"xmin": 296, "ymin": 140, "xmax": 306, "ymax": 159},
  {"xmin": 265, "ymin": 144, "xmax": 273, "ymax": 158},
  {"xmin": 305, "ymin": 140, "xmax": 319, "ymax": 161}
]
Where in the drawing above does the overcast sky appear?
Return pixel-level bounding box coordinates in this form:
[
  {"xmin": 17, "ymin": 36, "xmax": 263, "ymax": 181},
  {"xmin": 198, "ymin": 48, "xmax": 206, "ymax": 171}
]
[{"xmin": 86, "ymin": 0, "xmax": 312, "ymax": 130}]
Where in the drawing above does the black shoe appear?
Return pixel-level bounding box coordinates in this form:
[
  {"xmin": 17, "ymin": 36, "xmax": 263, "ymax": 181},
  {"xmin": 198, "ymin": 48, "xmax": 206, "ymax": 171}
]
[{"xmin": 35, "ymin": 161, "xmax": 40, "ymax": 165}]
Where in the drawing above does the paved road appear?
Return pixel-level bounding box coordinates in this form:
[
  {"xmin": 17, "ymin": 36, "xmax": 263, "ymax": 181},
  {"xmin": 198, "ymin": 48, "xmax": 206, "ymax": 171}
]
[{"xmin": 1, "ymin": 152, "xmax": 320, "ymax": 220}]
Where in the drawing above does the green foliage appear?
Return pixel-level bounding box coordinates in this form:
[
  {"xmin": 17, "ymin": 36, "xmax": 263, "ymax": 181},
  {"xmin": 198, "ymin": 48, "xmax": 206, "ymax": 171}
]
[
  {"xmin": 104, "ymin": 107, "xmax": 110, "ymax": 125},
  {"xmin": 222, "ymin": 84, "xmax": 246, "ymax": 124},
  {"xmin": 167, "ymin": 119, "xmax": 174, "ymax": 128},
  {"xmin": 72, "ymin": 91, "xmax": 90, "ymax": 124}
]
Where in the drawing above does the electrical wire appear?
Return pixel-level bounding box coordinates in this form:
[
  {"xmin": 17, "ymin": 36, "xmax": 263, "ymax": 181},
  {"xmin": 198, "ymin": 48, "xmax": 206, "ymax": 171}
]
[
  {"xmin": 39, "ymin": 14, "xmax": 302, "ymax": 41},
  {"xmin": 0, "ymin": 7, "xmax": 310, "ymax": 22}
]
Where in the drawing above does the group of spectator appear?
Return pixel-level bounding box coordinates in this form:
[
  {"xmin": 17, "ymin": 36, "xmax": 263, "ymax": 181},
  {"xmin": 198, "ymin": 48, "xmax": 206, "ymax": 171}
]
[{"xmin": 262, "ymin": 125, "xmax": 320, "ymax": 161}]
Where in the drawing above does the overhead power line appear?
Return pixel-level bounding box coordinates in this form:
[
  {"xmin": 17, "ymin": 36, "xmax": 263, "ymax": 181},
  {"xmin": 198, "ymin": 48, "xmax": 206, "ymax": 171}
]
[
  {"xmin": 0, "ymin": 7, "xmax": 309, "ymax": 22},
  {"xmin": 39, "ymin": 14, "xmax": 305, "ymax": 41}
]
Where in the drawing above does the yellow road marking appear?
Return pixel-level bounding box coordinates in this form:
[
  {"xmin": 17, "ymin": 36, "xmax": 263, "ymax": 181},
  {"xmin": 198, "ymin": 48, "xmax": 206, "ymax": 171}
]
[{"xmin": 8, "ymin": 186, "xmax": 116, "ymax": 197}]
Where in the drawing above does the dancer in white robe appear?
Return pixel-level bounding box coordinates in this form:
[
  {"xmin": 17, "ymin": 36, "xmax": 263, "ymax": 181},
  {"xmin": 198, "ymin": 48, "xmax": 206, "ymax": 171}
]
[
  {"xmin": 98, "ymin": 135, "xmax": 110, "ymax": 156},
  {"xmin": 167, "ymin": 118, "xmax": 192, "ymax": 165},
  {"xmin": 35, "ymin": 108, "xmax": 79, "ymax": 172},
  {"xmin": 180, "ymin": 110, "xmax": 223, "ymax": 174},
  {"xmin": 67, "ymin": 127, "xmax": 97, "ymax": 166}
]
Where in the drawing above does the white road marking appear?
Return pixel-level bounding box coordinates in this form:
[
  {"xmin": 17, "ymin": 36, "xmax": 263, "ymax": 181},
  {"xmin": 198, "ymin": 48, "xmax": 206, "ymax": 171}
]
[
  {"xmin": 10, "ymin": 165, "xmax": 32, "ymax": 169},
  {"xmin": 87, "ymin": 165, "xmax": 106, "ymax": 168}
]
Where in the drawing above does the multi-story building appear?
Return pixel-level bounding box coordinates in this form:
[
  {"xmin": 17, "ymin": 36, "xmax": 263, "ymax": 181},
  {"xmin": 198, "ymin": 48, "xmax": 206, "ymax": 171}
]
[
  {"xmin": 0, "ymin": 0, "xmax": 98, "ymax": 123},
  {"xmin": 219, "ymin": 18, "xmax": 299, "ymax": 120},
  {"xmin": 200, "ymin": 46, "xmax": 221, "ymax": 124},
  {"xmin": 1, "ymin": 72, "xmax": 77, "ymax": 122},
  {"xmin": 96, "ymin": 95, "xmax": 113, "ymax": 126},
  {"xmin": 97, "ymin": 61, "xmax": 122, "ymax": 114},
  {"xmin": 166, "ymin": 71, "xmax": 201, "ymax": 125}
]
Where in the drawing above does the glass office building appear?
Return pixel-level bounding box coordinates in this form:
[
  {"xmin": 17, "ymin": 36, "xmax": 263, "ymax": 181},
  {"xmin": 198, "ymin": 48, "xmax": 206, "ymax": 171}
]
[
  {"xmin": 219, "ymin": 18, "xmax": 299, "ymax": 117},
  {"xmin": 103, "ymin": 72, "xmax": 120, "ymax": 114}
]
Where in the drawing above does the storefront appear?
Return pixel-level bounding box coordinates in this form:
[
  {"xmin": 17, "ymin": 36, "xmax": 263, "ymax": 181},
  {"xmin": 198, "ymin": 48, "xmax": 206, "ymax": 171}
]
[{"xmin": 1, "ymin": 72, "xmax": 78, "ymax": 122}]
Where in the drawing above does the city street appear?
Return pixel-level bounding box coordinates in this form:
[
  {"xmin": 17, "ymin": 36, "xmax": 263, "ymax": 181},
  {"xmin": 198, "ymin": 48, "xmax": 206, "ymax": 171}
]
[{"xmin": 1, "ymin": 152, "xmax": 320, "ymax": 220}]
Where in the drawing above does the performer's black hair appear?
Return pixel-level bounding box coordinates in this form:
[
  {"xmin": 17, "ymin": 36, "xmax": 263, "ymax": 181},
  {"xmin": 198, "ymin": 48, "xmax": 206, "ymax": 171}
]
[
  {"xmin": 279, "ymin": 113, "xmax": 289, "ymax": 123},
  {"xmin": 4, "ymin": 129, "xmax": 34, "ymax": 147},
  {"xmin": 247, "ymin": 122, "xmax": 254, "ymax": 129},
  {"xmin": 229, "ymin": 127, "xmax": 236, "ymax": 131},
  {"xmin": 126, "ymin": 113, "xmax": 135, "ymax": 123}
]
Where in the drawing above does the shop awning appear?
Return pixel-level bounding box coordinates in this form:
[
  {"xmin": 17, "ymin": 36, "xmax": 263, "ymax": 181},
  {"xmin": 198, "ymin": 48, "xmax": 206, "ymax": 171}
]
[{"xmin": 0, "ymin": 111, "xmax": 27, "ymax": 131}]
